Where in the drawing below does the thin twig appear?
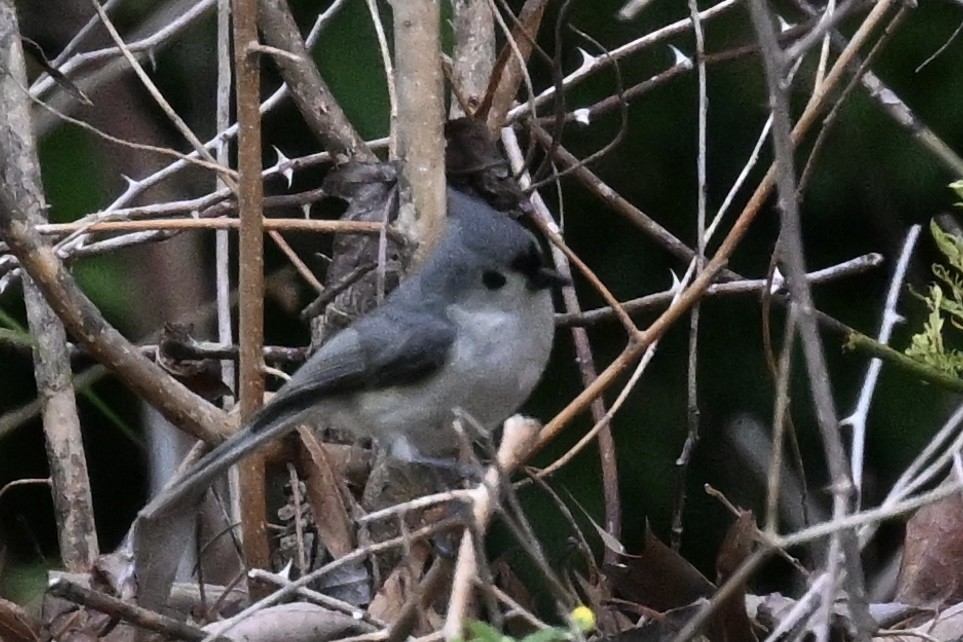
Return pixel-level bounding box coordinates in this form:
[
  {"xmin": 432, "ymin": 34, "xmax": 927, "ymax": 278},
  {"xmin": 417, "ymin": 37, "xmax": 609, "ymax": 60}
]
[
  {"xmin": 672, "ymin": 0, "xmax": 708, "ymax": 551},
  {"xmin": 556, "ymin": 253, "xmax": 882, "ymax": 327},
  {"xmin": 503, "ymin": 127, "xmax": 623, "ymax": 572},
  {"xmin": 36, "ymin": 217, "xmax": 386, "ymax": 236},
  {"xmin": 780, "ymin": 478, "xmax": 963, "ymax": 549},
  {"xmin": 49, "ymin": 0, "xmax": 124, "ymax": 66},
  {"xmin": 33, "ymin": 0, "xmax": 216, "ymax": 119},
  {"xmin": 842, "ymin": 225, "xmax": 921, "ymax": 507},
  {"xmin": 28, "ymin": 91, "xmax": 235, "ymax": 177},
  {"xmin": 883, "ymin": 402, "xmax": 963, "ymax": 520},
  {"xmin": 444, "ymin": 418, "xmax": 544, "ymax": 638},
  {"xmin": 529, "ymin": 126, "xmax": 726, "ymax": 270},
  {"xmin": 47, "ymin": 578, "xmax": 214, "ymax": 642},
  {"xmin": 200, "ymin": 518, "xmax": 462, "ymax": 642},
  {"xmin": 0, "ymin": 477, "xmax": 51, "ymax": 503},
  {"xmin": 364, "ymin": 0, "xmax": 397, "ymax": 134},
  {"xmin": 507, "ymin": 0, "xmax": 741, "ymax": 123},
  {"xmin": 483, "ymin": 0, "xmax": 546, "ymax": 131},
  {"xmin": 89, "ymin": 0, "xmax": 231, "ymax": 186},
  {"xmin": 234, "ymin": 0, "xmax": 269, "ymax": 572},
  {"xmin": 765, "ymin": 306, "xmax": 798, "ymax": 532},
  {"xmin": 797, "ymin": 6, "xmax": 912, "ymax": 196},
  {"xmin": 249, "ymin": 568, "xmax": 381, "ymax": 626},
  {"xmin": 216, "ymin": 0, "xmax": 236, "ymax": 413}
]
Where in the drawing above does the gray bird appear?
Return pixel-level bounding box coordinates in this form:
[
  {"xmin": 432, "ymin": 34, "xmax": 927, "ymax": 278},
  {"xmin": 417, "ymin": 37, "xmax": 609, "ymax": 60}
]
[{"xmin": 146, "ymin": 189, "xmax": 564, "ymax": 516}]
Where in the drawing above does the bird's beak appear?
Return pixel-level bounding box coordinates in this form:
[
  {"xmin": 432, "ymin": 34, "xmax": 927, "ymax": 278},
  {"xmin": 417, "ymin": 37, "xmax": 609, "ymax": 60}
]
[{"xmin": 532, "ymin": 266, "xmax": 571, "ymax": 290}]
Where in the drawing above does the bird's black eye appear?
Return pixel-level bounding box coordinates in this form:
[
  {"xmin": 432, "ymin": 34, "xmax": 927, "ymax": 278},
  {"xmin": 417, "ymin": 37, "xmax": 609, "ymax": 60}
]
[{"xmin": 482, "ymin": 270, "xmax": 507, "ymax": 290}]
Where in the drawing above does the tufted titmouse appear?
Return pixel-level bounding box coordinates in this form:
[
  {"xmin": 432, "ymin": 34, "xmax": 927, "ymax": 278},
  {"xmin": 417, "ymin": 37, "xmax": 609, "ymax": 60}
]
[{"xmin": 147, "ymin": 189, "xmax": 564, "ymax": 515}]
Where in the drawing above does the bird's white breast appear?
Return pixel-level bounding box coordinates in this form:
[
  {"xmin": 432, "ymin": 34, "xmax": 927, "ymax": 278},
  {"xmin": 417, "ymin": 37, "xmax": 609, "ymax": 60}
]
[{"xmin": 330, "ymin": 288, "xmax": 555, "ymax": 458}]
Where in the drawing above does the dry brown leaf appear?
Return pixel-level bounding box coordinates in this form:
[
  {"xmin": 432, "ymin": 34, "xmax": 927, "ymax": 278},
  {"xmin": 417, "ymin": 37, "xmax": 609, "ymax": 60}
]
[
  {"xmin": 895, "ymin": 488, "xmax": 963, "ymax": 608},
  {"xmin": 605, "ymin": 520, "xmax": 715, "ymax": 613},
  {"xmin": 368, "ymin": 543, "xmax": 432, "ymax": 628},
  {"xmin": 297, "ymin": 426, "xmax": 356, "ymax": 557},
  {"xmin": 0, "ymin": 596, "xmax": 40, "ymax": 642},
  {"xmin": 710, "ymin": 510, "xmax": 758, "ymax": 642}
]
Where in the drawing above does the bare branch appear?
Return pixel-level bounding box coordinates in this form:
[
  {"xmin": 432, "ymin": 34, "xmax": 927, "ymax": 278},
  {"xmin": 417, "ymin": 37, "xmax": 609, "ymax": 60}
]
[
  {"xmin": 234, "ymin": 0, "xmax": 270, "ymax": 574},
  {"xmin": 0, "ymin": 1, "xmax": 97, "ymax": 572},
  {"xmin": 391, "ymin": 0, "xmax": 447, "ymax": 249},
  {"xmin": 449, "ymin": 0, "xmax": 496, "ymax": 117},
  {"xmin": 258, "ymin": 0, "xmax": 375, "ymax": 161},
  {"xmin": 47, "ymin": 578, "xmax": 211, "ymax": 642}
]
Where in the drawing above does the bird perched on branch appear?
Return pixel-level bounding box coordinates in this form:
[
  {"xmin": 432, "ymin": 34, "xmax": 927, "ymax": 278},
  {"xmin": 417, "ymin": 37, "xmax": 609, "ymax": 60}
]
[{"xmin": 145, "ymin": 188, "xmax": 565, "ymax": 517}]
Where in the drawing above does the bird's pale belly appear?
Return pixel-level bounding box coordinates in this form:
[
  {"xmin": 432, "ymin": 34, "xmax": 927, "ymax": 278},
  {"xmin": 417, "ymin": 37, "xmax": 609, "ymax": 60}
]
[{"xmin": 330, "ymin": 298, "xmax": 553, "ymax": 457}]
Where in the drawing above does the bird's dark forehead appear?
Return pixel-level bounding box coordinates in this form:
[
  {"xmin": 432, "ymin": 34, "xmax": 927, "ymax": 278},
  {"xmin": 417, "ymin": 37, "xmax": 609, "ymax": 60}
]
[{"xmin": 509, "ymin": 240, "xmax": 544, "ymax": 274}]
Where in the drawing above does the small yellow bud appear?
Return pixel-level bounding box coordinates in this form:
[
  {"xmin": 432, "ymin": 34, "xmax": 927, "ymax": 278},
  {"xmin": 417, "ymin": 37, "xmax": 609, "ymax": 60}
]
[{"xmin": 570, "ymin": 605, "xmax": 596, "ymax": 633}]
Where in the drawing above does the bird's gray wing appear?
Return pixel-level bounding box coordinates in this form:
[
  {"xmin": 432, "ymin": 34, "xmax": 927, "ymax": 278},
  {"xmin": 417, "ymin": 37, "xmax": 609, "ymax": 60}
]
[
  {"xmin": 142, "ymin": 308, "xmax": 455, "ymax": 518},
  {"xmin": 254, "ymin": 309, "xmax": 456, "ymax": 429}
]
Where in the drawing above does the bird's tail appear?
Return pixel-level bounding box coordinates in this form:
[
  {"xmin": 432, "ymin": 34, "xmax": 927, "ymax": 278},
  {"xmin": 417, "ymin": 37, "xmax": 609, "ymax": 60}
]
[{"xmin": 141, "ymin": 403, "xmax": 306, "ymax": 519}]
